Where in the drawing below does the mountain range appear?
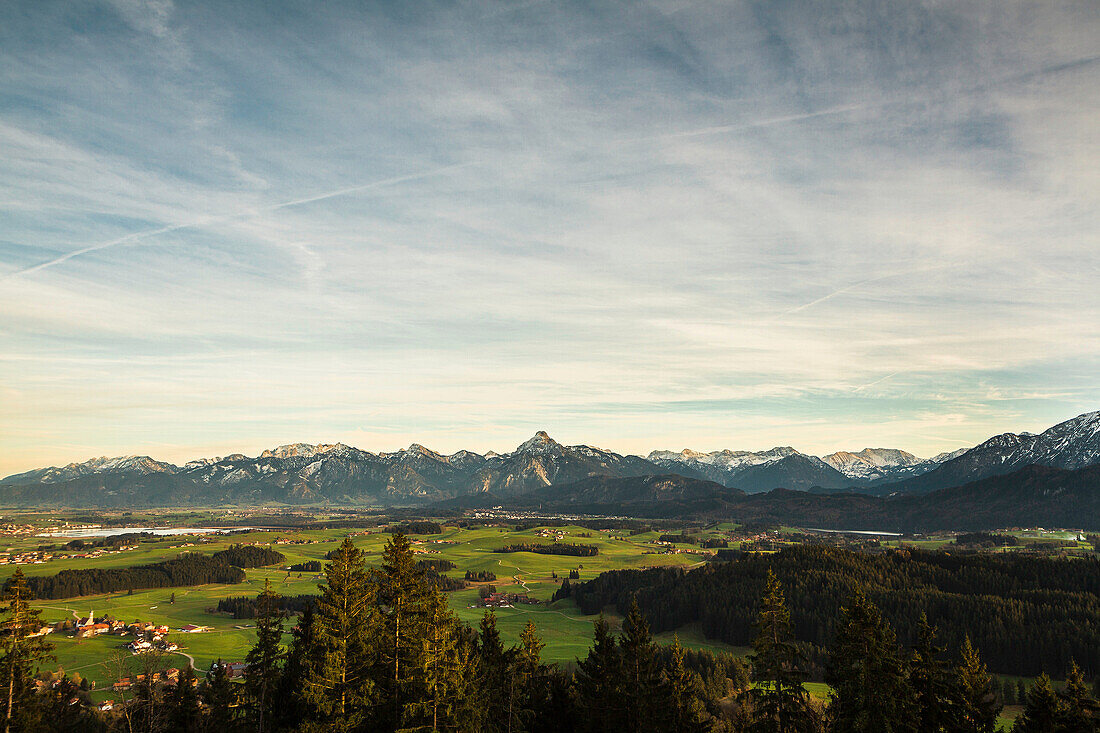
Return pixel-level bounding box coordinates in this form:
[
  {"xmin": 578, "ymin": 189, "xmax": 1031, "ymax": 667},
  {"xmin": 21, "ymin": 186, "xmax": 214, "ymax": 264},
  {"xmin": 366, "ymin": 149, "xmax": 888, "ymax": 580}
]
[{"xmin": 2, "ymin": 412, "xmax": 1098, "ymax": 527}]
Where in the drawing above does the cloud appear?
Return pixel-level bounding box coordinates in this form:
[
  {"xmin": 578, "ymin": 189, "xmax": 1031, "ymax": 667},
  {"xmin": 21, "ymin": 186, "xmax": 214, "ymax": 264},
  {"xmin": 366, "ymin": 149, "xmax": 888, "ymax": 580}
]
[{"xmin": 0, "ymin": 0, "xmax": 1098, "ymax": 475}]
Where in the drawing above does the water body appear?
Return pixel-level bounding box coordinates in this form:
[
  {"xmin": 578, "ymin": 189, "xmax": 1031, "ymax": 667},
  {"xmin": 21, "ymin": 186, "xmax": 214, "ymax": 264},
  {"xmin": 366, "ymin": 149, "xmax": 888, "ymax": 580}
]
[{"xmin": 38, "ymin": 526, "xmax": 248, "ymax": 539}]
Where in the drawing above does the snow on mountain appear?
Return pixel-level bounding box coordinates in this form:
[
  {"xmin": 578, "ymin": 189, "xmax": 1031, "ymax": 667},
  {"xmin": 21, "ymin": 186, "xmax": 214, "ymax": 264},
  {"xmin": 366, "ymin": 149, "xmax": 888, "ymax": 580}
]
[
  {"xmin": 821, "ymin": 448, "xmax": 935, "ymax": 482},
  {"xmin": 894, "ymin": 410, "xmax": 1100, "ymax": 494},
  {"xmin": 0, "ymin": 455, "xmax": 177, "ymax": 485},
  {"xmin": 4, "ymin": 411, "xmax": 1097, "ymax": 504}
]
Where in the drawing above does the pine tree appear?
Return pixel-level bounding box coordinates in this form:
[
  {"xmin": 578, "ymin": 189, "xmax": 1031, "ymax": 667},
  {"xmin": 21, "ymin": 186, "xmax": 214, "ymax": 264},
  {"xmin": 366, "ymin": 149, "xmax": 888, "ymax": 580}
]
[
  {"xmin": 1057, "ymin": 661, "xmax": 1099, "ymax": 732},
  {"xmin": 908, "ymin": 614, "xmax": 965, "ymax": 732},
  {"xmin": 0, "ymin": 569, "xmax": 54, "ymax": 733},
  {"xmin": 574, "ymin": 615, "xmax": 624, "ymax": 733},
  {"xmin": 204, "ymin": 659, "xmax": 237, "ymax": 731},
  {"xmin": 409, "ymin": 588, "xmax": 467, "ymax": 732},
  {"xmin": 167, "ymin": 665, "xmax": 201, "ymax": 733},
  {"xmin": 747, "ymin": 570, "xmax": 816, "ymax": 733},
  {"xmin": 957, "ymin": 636, "xmax": 1001, "ymax": 733},
  {"xmin": 244, "ymin": 579, "xmax": 284, "ymax": 733},
  {"xmin": 1013, "ymin": 674, "xmax": 1062, "ymax": 732},
  {"xmin": 825, "ymin": 589, "xmax": 917, "ymax": 733},
  {"xmin": 303, "ymin": 537, "xmax": 376, "ymax": 732},
  {"xmin": 473, "ymin": 609, "xmax": 511, "ymax": 733},
  {"xmin": 620, "ymin": 598, "xmax": 666, "ymax": 733},
  {"xmin": 277, "ymin": 603, "xmax": 319, "ymax": 728},
  {"xmin": 375, "ymin": 531, "xmax": 431, "ymax": 730},
  {"xmin": 508, "ymin": 621, "xmax": 550, "ymax": 733},
  {"xmin": 664, "ymin": 636, "xmax": 710, "ymax": 733}
]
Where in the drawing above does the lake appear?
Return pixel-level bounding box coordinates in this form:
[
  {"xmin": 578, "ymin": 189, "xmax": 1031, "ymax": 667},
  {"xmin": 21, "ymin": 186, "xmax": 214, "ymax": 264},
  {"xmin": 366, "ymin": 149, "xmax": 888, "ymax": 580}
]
[{"xmin": 37, "ymin": 526, "xmax": 248, "ymax": 539}]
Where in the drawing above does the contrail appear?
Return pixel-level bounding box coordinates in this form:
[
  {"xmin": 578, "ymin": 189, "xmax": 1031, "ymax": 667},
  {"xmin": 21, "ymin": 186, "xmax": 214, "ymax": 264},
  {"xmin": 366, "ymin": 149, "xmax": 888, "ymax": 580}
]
[
  {"xmin": 617, "ymin": 104, "xmax": 865, "ymax": 145},
  {"xmin": 783, "ymin": 263, "xmax": 956, "ymax": 316},
  {"xmin": 0, "ymin": 162, "xmax": 472, "ymax": 283}
]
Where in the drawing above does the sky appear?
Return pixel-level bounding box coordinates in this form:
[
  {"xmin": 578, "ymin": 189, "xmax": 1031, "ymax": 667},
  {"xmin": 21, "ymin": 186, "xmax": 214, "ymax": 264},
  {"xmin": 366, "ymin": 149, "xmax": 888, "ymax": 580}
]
[{"xmin": 1, "ymin": 0, "xmax": 1099, "ymax": 476}]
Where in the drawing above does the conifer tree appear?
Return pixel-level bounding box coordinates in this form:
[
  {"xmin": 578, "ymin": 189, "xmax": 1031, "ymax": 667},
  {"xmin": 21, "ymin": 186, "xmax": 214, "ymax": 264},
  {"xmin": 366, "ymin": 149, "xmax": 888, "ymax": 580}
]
[
  {"xmin": 508, "ymin": 621, "xmax": 549, "ymax": 733},
  {"xmin": 278, "ymin": 603, "xmax": 319, "ymax": 728},
  {"xmin": 957, "ymin": 636, "xmax": 1000, "ymax": 733},
  {"xmin": 908, "ymin": 614, "xmax": 964, "ymax": 732},
  {"xmin": 825, "ymin": 589, "xmax": 917, "ymax": 733},
  {"xmin": 620, "ymin": 598, "xmax": 666, "ymax": 733},
  {"xmin": 473, "ymin": 609, "xmax": 511, "ymax": 733},
  {"xmin": 167, "ymin": 665, "xmax": 201, "ymax": 733},
  {"xmin": 375, "ymin": 532, "xmax": 431, "ymax": 730},
  {"xmin": 747, "ymin": 569, "xmax": 816, "ymax": 733},
  {"xmin": 1057, "ymin": 661, "xmax": 1099, "ymax": 732},
  {"xmin": 664, "ymin": 636, "xmax": 711, "ymax": 733},
  {"xmin": 1013, "ymin": 674, "xmax": 1062, "ymax": 732},
  {"xmin": 203, "ymin": 659, "xmax": 237, "ymax": 732},
  {"xmin": 410, "ymin": 588, "xmax": 468, "ymax": 732},
  {"xmin": 0, "ymin": 569, "xmax": 54, "ymax": 733},
  {"xmin": 574, "ymin": 615, "xmax": 624, "ymax": 733},
  {"xmin": 303, "ymin": 537, "xmax": 375, "ymax": 732},
  {"xmin": 244, "ymin": 579, "xmax": 284, "ymax": 733}
]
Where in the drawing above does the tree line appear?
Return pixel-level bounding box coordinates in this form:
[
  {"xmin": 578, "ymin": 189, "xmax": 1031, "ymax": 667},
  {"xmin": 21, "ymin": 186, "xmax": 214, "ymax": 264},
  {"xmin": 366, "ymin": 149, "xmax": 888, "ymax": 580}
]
[
  {"xmin": 211, "ymin": 545, "xmax": 286, "ymax": 568},
  {"xmin": 215, "ymin": 593, "xmax": 318, "ymax": 620},
  {"xmin": 11, "ymin": 553, "xmax": 247, "ymax": 600},
  {"xmin": 2, "ymin": 538, "xmax": 1100, "ymax": 731},
  {"xmin": 557, "ymin": 545, "xmax": 1100, "ymax": 677},
  {"xmin": 494, "ymin": 543, "xmax": 598, "ymax": 557}
]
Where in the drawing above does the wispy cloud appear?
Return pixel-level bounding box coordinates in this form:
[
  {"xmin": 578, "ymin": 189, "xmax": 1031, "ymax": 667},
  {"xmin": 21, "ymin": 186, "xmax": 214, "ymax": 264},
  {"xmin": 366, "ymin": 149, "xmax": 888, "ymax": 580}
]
[{"xmin": 0, "ymin": 0, "xmax": 1098, "ymax": 475}]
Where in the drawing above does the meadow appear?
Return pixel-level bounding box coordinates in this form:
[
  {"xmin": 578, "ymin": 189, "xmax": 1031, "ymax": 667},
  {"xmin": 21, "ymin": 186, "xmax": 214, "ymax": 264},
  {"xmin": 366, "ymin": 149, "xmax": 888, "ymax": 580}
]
[{"xmin": 0, "ymin": 522, "xmax": 731, "ymax": 691}]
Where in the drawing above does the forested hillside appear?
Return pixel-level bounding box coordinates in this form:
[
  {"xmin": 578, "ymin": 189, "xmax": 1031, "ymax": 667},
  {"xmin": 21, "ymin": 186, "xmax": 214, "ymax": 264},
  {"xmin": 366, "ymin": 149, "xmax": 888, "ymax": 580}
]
[{"xmin": 558, "ymin": 546, "xmax": 1100, "ymax": 677}]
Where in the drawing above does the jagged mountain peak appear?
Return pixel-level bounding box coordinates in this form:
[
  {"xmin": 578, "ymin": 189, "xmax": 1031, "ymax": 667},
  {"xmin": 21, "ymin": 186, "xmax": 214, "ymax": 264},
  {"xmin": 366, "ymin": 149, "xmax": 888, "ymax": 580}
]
[
  {"xmin": 515, "ymin": 431, "xmax": 561, "ymax": 454},
  {"xmin": 259, "ymin": 443, "xmax": 358, "ymax": 460}
]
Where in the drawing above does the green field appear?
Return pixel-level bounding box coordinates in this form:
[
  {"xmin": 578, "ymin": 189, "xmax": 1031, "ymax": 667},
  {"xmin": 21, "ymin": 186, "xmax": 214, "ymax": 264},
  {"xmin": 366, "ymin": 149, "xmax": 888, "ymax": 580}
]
[{"xmin": 0, "ymin": 523, "xmax": 728, "ymax": 691}]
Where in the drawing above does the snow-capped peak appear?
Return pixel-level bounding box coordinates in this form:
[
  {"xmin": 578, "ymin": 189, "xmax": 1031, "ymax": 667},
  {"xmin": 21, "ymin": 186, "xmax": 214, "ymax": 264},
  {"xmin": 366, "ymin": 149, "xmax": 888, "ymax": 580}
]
[{"xmin": 515, "ymin": 431, "xmax": 561, "ymax": 454}]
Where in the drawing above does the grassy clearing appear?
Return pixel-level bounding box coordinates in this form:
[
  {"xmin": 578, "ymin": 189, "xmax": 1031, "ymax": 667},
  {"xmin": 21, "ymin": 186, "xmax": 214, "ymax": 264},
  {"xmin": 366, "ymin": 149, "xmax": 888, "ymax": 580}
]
[{"xmin": 2, "ymin": 523, "xmax": 727, "ymax": 687}]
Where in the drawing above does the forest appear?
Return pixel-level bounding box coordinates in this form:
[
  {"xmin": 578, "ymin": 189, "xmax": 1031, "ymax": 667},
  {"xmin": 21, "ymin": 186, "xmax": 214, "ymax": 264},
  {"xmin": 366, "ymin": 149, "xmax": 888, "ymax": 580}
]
[
  {"xmin": 11, "ymin": 553, "xmax": 247, "ymax": 600},
  {"xmin": 3, "ymin": 534, "xmax": 1097, "ymax": 732},
  {"xmin": 556, "ymin": 545, "xmax": 1100, "ymax": 677},
  {"xmin": 493, "ymin": 543, "xmax": 599, "ymax": 556},
  {"xmin": 211, "ymin": 545, "xmax": 286, "ymax": 568}
]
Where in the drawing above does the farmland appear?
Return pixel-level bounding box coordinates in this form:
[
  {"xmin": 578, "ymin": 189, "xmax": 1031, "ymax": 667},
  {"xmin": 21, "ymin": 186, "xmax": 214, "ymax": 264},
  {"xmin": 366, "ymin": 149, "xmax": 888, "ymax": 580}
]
[{"xmin": 0, "ymin": 520, "xmax": 734, "ymax": 691}]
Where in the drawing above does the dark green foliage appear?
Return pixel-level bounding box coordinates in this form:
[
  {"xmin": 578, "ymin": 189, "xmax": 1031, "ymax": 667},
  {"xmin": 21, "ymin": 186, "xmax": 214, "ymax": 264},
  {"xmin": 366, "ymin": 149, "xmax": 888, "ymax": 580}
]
[
  {"xmin": 465, "ymin": 570, "xmax": 497, "ymax": 582},
  {"xmin": 747, "ymin": 569, "xmax": 817, "ymax": 733},
  {"xmin": 29, "ymin": 676, "xmax": 104, "ymax": 733},
  {"xmin": 166, "ymin": 666, "xmax": 202, "ymax": 733},
  {"xmin": 302, "ymin": 537, "xmax": 375, "ymax": 731},
  {"xmin": 825, "ymin": 589, "xmax": 917, "ymax": 733},
  {"xmin": 660, "ymin": 533, "xmax": 699, "ymax": 545},
  {"xmin": 908, "ymin": 615, "xmax": 966, "ymax": 732},
  {"xmin": 288, "ymin": 560, "xmax": 323, "ymax": 572},
  {"xmin": 619, "ymin": 599, "xmax": 668, "ymax": 732},
  {"xmin": 215, "ymin": 593, "xmax": 317, "ymax": 619},
  {"xmin": 14, "ymin": 553, "xmax": 246, "ymax": 599},
  {"xmin": 560, "ymin": 546, "xmax": 1100, "ymax": 676},
  {"xmin": 495, "ymin": 543, "xmax": 599, "ymax": 556},
  {"xmin": 1013, "ymin": 674, "xmax": 1061, "ymax": 732},
  {"xmin": 957, "ymin": 636, "xmax": 1001, "ymax": 732},
  {"xmin": 201, "ymin": 658, "xmax": 237, "ymax": 731},
  {"xmin": 211, "ymin": 544, "xmax": 285, "ymax": 568},
  {"xmin": 244, "ymin": 580, "xmax": 284, "ymax": 732},
  {"xmin": 1056, "ymin": 661, "xmax": 1100, "ymax": 732},
  {"xmin": 574, "ymin": 616, "xmax": 625, "ymax": 732},
  {"xmin": 416, "ymin": 558, "xmax": 457, "ymax": 571},
  {"xmin": 389, "ymin": 520, "xmax": 443, "ymax": 534},
  {"xmin": 0, "ymin": 569, "xmax": 55, "ymax": 731},
  {"xmin": 663, "ymin": 638, "xmax": 711, "ymax": 733}
]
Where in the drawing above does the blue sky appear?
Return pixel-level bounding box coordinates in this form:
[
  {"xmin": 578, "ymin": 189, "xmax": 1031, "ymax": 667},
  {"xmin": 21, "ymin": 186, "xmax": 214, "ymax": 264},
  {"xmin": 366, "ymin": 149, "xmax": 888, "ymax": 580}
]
[{"xmin": 2, "ymin": 0, "xmax": 1099, "ymax": 474}]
